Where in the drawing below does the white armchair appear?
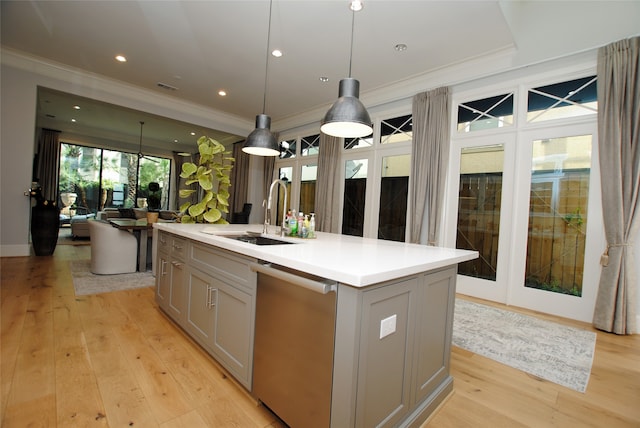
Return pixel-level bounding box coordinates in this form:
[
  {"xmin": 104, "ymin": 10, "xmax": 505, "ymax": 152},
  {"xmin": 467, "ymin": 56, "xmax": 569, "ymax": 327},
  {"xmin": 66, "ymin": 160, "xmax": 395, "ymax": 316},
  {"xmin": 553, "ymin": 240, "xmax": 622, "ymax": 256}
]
[{"xmin": 88, "ymin": 220, "xmax": 138, "ymax": 274}]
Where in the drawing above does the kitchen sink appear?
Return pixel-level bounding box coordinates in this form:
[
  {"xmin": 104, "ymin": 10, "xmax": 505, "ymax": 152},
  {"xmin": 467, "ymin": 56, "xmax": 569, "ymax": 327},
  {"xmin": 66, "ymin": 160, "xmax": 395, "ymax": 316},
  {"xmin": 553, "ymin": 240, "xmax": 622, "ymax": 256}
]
[{"xmin": 223, "ymin": 234, "xmax": 296, "ymax": 246}]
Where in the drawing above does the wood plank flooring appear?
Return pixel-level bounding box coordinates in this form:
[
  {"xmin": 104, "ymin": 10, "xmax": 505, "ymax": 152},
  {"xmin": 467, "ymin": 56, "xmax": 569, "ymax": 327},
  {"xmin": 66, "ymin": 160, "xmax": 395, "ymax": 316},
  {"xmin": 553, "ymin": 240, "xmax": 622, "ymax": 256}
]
[{"xmin": 2, "ymin": 245, "xmax": 639, "ymax": 427}]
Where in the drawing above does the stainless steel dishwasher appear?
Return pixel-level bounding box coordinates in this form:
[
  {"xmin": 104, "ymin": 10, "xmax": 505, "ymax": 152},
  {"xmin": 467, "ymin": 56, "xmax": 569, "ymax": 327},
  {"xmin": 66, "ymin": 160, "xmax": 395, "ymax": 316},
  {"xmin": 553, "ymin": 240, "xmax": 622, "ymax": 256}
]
[{"xmin": 251, "ymin": 262, "xmax": 337, "ymax": 428}]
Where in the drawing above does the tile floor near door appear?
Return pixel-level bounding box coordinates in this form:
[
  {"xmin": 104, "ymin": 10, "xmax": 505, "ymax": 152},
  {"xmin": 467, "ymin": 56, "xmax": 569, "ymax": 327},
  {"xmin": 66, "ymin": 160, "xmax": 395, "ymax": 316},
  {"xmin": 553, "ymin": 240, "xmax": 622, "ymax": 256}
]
[{"xmin": 1, "ymin": 245, "xmax": 639, "ymax": 427}]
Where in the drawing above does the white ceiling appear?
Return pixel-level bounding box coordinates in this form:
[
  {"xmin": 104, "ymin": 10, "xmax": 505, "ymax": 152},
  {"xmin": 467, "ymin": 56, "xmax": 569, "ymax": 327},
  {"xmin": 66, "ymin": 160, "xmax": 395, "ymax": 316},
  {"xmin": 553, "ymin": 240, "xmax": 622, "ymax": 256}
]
[{"xmin": 2, "ymin": 1, "xmax": 639, "ymax": 151}]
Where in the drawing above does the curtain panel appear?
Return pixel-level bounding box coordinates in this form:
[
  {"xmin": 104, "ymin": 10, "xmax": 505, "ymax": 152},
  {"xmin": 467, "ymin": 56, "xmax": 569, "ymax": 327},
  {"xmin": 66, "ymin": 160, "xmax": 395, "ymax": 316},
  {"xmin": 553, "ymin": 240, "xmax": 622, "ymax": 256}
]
[
  {"xmin": 36, "ymin": 128, "xmax": 61, "ymax": 201},
  {"xmin": 230, "ymin": 141, "xmax": 250, "ymax": 222},
  {"xmin": 409, "ymin": 87, "xmax": 451, "ymax": 245},
  {"xmin": 314, "ymin": 134, "xmax": 341, "ymax": 233},
  {"xmin": 594, "ymin": 36, "xmax": 640, "ymax": 335}
]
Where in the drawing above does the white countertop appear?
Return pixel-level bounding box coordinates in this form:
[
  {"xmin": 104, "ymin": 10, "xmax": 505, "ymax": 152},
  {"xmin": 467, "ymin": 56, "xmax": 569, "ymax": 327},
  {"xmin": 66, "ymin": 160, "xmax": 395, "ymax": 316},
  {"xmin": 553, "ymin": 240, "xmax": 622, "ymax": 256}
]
[{"xmin": 154, "ymin": 223, "xmax": 478, "ymax": 287}]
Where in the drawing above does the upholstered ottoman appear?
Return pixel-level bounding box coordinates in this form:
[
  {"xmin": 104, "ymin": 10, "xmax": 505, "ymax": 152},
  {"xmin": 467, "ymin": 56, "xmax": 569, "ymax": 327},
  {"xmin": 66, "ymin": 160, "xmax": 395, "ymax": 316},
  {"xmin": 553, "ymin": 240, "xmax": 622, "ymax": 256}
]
[{"xmin": 70, "ymin": 213, "xmax": 96, "ymax": 239}]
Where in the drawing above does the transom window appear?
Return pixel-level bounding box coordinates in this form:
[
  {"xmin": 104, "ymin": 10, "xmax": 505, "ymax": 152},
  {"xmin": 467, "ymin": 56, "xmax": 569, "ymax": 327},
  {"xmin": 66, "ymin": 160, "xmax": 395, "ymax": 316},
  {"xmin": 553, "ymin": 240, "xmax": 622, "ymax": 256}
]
[
  {"xmin": 280, "ymin": 139, "xmax": 296, "ymax": 159},
  {"xmin": 527, "ymin": 76, "xmax": 597, "ymax": 123},
  {"xmin": 301, "ymin": 134, "xmax": 320, "ymax": 156},
  {"xmin": 457, "ymin": 93, "xmax": 514, "ymax": 133},
  {"xmin": 381, "ymin": 114, "xmax": 412, "ymax": 145}
]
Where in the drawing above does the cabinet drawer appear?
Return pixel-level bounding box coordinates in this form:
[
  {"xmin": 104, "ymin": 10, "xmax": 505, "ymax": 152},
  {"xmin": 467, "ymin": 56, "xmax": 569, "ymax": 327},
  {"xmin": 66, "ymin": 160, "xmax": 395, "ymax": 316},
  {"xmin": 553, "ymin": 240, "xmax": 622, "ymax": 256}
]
[
  {"xmin": 171, "ymin": 236, "xmax": 187, "ymax": 259},
  {"xmin": 190, "ymin": 243, "xmax": 256, "ymax": 292},
  {"xmin": 157, "ymin": 231, "xmax": 171, "ymax": 253}
]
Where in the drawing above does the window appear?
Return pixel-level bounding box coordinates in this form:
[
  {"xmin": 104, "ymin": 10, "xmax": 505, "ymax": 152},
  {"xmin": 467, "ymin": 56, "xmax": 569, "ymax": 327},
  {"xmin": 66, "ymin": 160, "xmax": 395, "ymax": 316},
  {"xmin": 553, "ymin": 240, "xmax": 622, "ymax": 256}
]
[
  {"xmin": 58, "ymin": 143, "xmax": 171, "ymax": 215},
  {"xmin": 381, "ymin": 115, "xmax": 412, "ymax": 145},
  {"xmin": 344, "ymin": 134, "xmax": 373, "ymax": 150},
  {"xmin": 527, "ymin": 76, "xmax": 597, "ymax": 123},
  {"xmin": 280, "ymin": 139, "xmax": 296, "ymax": 159},
  {"xmin": 300, "ymin": 163, "xmax": 317, "ymax": 216},
  {"xmin": 457, "ymin": 93, "xmax": 514, "ymax": 133},
  {"xmin": 301, "ymin": 134, "xmax": 320, "ymax": 156}
]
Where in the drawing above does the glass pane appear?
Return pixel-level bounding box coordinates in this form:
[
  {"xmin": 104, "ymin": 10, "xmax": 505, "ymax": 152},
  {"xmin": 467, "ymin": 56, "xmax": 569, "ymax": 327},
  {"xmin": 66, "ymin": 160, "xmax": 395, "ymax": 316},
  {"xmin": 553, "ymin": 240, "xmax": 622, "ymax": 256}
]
[
  {"xmin": 381, "ymin": 114, "xmax": 412, "ymax": 145},
  {"xmin": 457, "ymin": 93, "xmax": 514, "ymax": 133},
  {"xmin": 301, "ymin": 134, "xmax": 320, "ymax": 156},
  {"xmin": 58, "ymin": 143, "xmax": 101, "ymax": 215},
  {"xmin": 378, "ymin": 154, "xmax": 410, "ymax": 242},
  {"xmin": 280, "ymin": 139, "xmax": 296, "ymax": 159},
  {"xmin": 344, "ymin": 134, "xmax": 373, "ymax": 150},
  {"xmin": 300, "ymin": 164, "xmax": 317, "ymax": 216},
  {"xmin": 525, "ymin": 135, "xmax": 591, "ymax": 296},
  {"xmin": 138, "ymin": 156, "xmax": 171, "ymax": 210},
  {"xmin": 342, "ymin": 159, "xmax": 367, "ymax": 236},
  {"xmin": 527, "ymin": 76, "xmax": 597, "ymax": 123},
  {"xmin": 101, "ymin": 149, "xmax": 138, "ymax": 209},
  {"xmin": 456, "ymin": 145, "xmax": 504, "ymax": 281},
  {"xmin": 275, "ymin": 166, "xmax": 293, "ymax": 225}
]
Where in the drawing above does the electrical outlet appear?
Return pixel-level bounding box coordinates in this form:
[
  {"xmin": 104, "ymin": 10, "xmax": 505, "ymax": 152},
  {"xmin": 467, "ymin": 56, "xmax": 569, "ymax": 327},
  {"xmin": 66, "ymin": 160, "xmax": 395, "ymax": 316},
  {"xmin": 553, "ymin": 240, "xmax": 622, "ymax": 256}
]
[{"xmin": 379, "ymin": 314, "xmax": 397, "ymax": 339}]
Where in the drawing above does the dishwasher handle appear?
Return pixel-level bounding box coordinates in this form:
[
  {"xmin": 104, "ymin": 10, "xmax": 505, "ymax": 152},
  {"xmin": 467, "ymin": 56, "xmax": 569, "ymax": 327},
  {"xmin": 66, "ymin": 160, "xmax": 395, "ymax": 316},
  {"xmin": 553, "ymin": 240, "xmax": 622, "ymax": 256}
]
[{"xmin": 249, "ymin": 262, "xmax": 337, "ymax": 295}]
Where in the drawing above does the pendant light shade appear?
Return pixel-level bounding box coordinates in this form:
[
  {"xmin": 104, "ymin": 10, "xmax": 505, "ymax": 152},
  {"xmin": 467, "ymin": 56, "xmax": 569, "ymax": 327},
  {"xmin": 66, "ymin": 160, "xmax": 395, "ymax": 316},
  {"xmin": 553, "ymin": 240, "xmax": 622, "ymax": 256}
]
[
  {"xmin": 320, "ymin": 3, "xmax": 372, "ymax": 138},
  {"xmin": 243, "ymin": 0, "xmax": 279, "ymax": 157},
  {"xmin": 243, "ymin": 114, "xmax": 279, "ymax": 156},
  {"xmin": 320, "ymin": 77, "xmax": 372, "ymax": 138}
]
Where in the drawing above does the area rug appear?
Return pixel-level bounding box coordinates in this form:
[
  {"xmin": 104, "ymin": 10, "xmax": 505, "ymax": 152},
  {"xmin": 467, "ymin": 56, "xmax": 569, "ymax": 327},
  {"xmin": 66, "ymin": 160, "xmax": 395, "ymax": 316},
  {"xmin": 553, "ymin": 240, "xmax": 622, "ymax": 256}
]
[
  {"xmin": 57, "ymin": 229, "xmax": 90, "ymax": 246},
  {"xmin": 452, "ymin": 299, "xmax": 596, "ymax": 393},
  {"xmin": 69, "ymin": 260, "xmax": 154, "ymax": 296}
]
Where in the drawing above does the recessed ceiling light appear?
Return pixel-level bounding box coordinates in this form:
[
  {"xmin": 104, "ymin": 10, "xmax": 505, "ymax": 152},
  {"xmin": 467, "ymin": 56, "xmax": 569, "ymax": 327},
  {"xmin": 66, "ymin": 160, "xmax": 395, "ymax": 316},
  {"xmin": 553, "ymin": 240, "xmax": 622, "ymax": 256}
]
[
  {"xmin": 73, "ymin": 105, "xmax": 81, "ymax": 110},
  {"xmin": 174, "ymin": 139, "xmax": 179, "ymax": 143},
  {"xmin": 115, "ymin": 55, "xmax": 127, "ymax": 62},
  {"xmin": 190, "ymin": 132, "xmax": 196, "ymax": 136},
  {"xmin": 218, "ymin": 90, "xmax": 227, "ymax": 96},
  {"xmin": 271, "ymin": 49, "xmax": 283, "ymax": 58},
  {"xmin": 71, "ymin": 118, "xmax": 77, "ymax": 122},
  {"xmin": 349, "ymin": 0, "xmax": 364, "ymax": 12},
  {"xmin": 319, "ymin": 77, "xmax": 330, "ymax": 82},
  {"xmin": 394, "ymin": 44, "xmax": 408, "ymax": 52}
]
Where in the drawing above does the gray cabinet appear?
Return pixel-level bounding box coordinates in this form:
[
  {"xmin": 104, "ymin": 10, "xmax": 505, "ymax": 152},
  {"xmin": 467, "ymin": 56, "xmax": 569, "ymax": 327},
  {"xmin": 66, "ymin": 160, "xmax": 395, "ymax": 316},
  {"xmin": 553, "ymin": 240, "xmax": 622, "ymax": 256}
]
[
  {"xmin": 156, "ymin": 234, "xmax": 256, "ymax": 390},
  {"xmin": 332, "ymin": 266, "xmax": 457, "ymax": 428},
  {"xmin": 156, "ymin": 231, "xmax": 187, "ymax": 322}
]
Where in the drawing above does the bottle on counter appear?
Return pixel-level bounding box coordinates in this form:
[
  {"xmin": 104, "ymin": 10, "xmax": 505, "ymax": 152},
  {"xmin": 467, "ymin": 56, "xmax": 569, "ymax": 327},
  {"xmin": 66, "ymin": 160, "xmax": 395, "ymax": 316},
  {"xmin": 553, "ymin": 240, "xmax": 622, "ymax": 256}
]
[
  {"xmin": 297, "ymin": 212, "xmax": 304, "ymax": 237},
  {"xmin": 289, "ymin": 209, "xmax": 298, "ymax": 236},
  {"xmin": 302, "ymin": 214, "xmax": 310, "ymax": 238},
  {"xmin": 309, "ymin": 213, "xmax": 316, "ymax": 238}
]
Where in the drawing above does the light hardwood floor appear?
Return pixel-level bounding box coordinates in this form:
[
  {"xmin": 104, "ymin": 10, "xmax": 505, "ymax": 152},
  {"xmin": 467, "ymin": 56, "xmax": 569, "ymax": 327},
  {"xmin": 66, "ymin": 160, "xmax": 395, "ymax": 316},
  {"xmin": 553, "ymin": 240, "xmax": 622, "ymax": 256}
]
[{"xmin": 1, "ymin": 245, "xmax": 639, "ymax": 427}]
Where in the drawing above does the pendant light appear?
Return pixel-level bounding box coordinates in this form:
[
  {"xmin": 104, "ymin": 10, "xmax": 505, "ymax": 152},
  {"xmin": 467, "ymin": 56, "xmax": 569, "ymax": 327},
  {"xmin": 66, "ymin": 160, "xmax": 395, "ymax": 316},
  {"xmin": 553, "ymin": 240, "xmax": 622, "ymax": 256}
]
[
  {"xmin": 320, "ymin": 1, "xmax": 372, "ymax": 138},
  {"xmin": 243, "ymin": 0, "xmax": 279, "ymax": 156}
]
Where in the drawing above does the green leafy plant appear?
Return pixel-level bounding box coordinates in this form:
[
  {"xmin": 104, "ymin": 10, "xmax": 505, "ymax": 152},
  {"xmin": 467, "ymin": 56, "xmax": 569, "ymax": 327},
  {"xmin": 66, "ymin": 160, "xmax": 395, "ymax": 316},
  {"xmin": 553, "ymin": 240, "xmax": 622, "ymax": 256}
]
[{"xmin": 179, "ymin": 136, "xmax": 234, "ymax": 223}]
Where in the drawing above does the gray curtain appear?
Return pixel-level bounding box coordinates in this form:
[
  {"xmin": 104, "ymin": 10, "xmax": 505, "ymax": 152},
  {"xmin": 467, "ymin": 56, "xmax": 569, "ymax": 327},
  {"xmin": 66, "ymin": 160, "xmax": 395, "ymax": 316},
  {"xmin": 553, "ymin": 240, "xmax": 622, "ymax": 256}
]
[
  {"xmin": 314, "ymin": 133, "xmax": 341, "ymax": 233},
  {"xmin": 593, "ymin": 36, "xmax": 640, "ymax": 335},
  {"xmin": 409, "ymin": 87, "xmax": 451, "ymax": 245},
  {"xmin": 230, "ymin": 141, "xmax": 250, "ymax": 221},
  {"xmin": 36, "ymin": 128, "xmax": 61, "ymax": 201}
]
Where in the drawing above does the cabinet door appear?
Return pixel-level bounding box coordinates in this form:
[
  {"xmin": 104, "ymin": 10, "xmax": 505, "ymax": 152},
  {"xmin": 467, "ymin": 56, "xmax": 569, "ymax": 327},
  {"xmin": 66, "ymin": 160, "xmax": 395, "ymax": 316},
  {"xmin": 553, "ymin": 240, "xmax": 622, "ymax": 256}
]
[
  {"xmin": 212, "ymin": 281, "xmax": 254, "ymax": 389},
  {"xmin": 185, "ymin": 267, "xmax": 216, "ymax": 351},
  {"xmin": 156, "ymin": 251, "xmax": 170, "ymax": 309},
  {"xmin": 356, "ymin": 278, "xmax": 416, "ymax": 428},
  {"xmin": 168, "ymin": 258, "xmax": 186, "ymax": 321},
  {"xmin": 411, "ymin": 268, "xmax": 456, "ymax": 404}
]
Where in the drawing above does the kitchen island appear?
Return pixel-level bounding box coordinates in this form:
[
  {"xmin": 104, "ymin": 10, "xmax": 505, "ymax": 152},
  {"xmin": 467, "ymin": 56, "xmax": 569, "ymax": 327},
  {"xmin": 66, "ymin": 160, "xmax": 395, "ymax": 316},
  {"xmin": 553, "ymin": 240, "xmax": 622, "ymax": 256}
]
[{"xmin": 153, "ymin": 223, "xmax": 477, "ymax": 428}]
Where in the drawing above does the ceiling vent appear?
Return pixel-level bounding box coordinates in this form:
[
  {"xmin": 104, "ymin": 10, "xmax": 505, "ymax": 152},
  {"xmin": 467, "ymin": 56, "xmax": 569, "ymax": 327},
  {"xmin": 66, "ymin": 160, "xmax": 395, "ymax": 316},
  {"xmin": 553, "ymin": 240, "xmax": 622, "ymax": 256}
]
[{"xmin": 157, "ymin": 82, "xmax": 178, "ymax": 91}]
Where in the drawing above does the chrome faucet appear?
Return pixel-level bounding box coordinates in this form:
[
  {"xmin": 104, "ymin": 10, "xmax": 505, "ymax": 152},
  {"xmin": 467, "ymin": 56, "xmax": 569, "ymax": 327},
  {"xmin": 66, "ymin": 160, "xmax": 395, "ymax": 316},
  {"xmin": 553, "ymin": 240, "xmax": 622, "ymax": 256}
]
[{"xmin": 264, "ymin": 179, "xmax": 288, "ymax": 236}]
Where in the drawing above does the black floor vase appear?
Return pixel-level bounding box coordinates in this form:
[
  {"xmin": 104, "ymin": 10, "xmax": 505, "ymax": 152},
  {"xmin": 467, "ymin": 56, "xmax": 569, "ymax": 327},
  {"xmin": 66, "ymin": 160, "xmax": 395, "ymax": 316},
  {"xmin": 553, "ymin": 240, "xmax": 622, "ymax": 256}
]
[{"xmin": 31, "ymin": 203, "xmax": 60, "ymax": 256}]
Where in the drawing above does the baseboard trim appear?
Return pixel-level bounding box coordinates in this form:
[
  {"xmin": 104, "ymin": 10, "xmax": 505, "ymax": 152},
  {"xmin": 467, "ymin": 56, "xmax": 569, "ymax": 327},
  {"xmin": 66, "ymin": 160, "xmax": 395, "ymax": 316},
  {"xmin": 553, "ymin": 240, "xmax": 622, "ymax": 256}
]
[{"xmin": 0, "ymin": 244, "xmax": 31, "ymax": 257}]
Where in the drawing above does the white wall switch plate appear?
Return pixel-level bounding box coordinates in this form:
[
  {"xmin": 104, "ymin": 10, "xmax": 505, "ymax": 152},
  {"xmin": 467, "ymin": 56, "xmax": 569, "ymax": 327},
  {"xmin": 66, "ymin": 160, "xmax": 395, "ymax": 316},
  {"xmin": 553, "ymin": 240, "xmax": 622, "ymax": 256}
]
[{"xmin": 380, "ymin": 314, "xmax": 397, "ymax": 339}]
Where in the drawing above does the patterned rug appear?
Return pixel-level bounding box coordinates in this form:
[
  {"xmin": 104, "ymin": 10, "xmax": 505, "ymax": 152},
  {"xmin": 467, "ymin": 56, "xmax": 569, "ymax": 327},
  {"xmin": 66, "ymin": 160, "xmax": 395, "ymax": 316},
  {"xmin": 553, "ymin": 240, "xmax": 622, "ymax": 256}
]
[
  {"xmin": 452, "ymin": 299, "xmax": 596, "ymax": 393},
  {"xmin": 69, "ymin": 260, "xmax": 154, "ymax": 296}
]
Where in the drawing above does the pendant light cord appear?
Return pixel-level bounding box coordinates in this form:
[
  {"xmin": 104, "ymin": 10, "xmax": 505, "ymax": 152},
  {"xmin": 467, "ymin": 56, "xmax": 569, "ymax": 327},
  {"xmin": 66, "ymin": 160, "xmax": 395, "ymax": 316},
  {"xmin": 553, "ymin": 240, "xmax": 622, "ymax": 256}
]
[
  {"xmin": 261, "ymin": 0, "xmax": 274, "ymax": 115},
  {"xmin": 348, "ymin": 9, "xmax": 355, "ymax": 78}
]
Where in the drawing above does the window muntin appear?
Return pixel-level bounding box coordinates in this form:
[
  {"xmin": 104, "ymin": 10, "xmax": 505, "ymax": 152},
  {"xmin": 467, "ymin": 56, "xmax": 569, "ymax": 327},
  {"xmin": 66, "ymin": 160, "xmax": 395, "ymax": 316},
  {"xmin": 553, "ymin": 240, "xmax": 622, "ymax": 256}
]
[
  {"xmin": 280, "ymin": 139, "xmax": 296, "ymax": 159},
  {"xmin": 381, "ymin": 114, "xmax": 412, "ymax": 145},
  {"xmin": 457, "ymin": 93, "xmax": 514, "ymax": 133},
  {"xmin": 301, "ymin": 134, "xmax": 320, "ymax": 156},
  {"xmin": 527, "ymin": 76, "xmax": 597, "ymax": 123},
  {"xmin": 344, "ymin": 135, "xmax": 373, "ymax": 150}
]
